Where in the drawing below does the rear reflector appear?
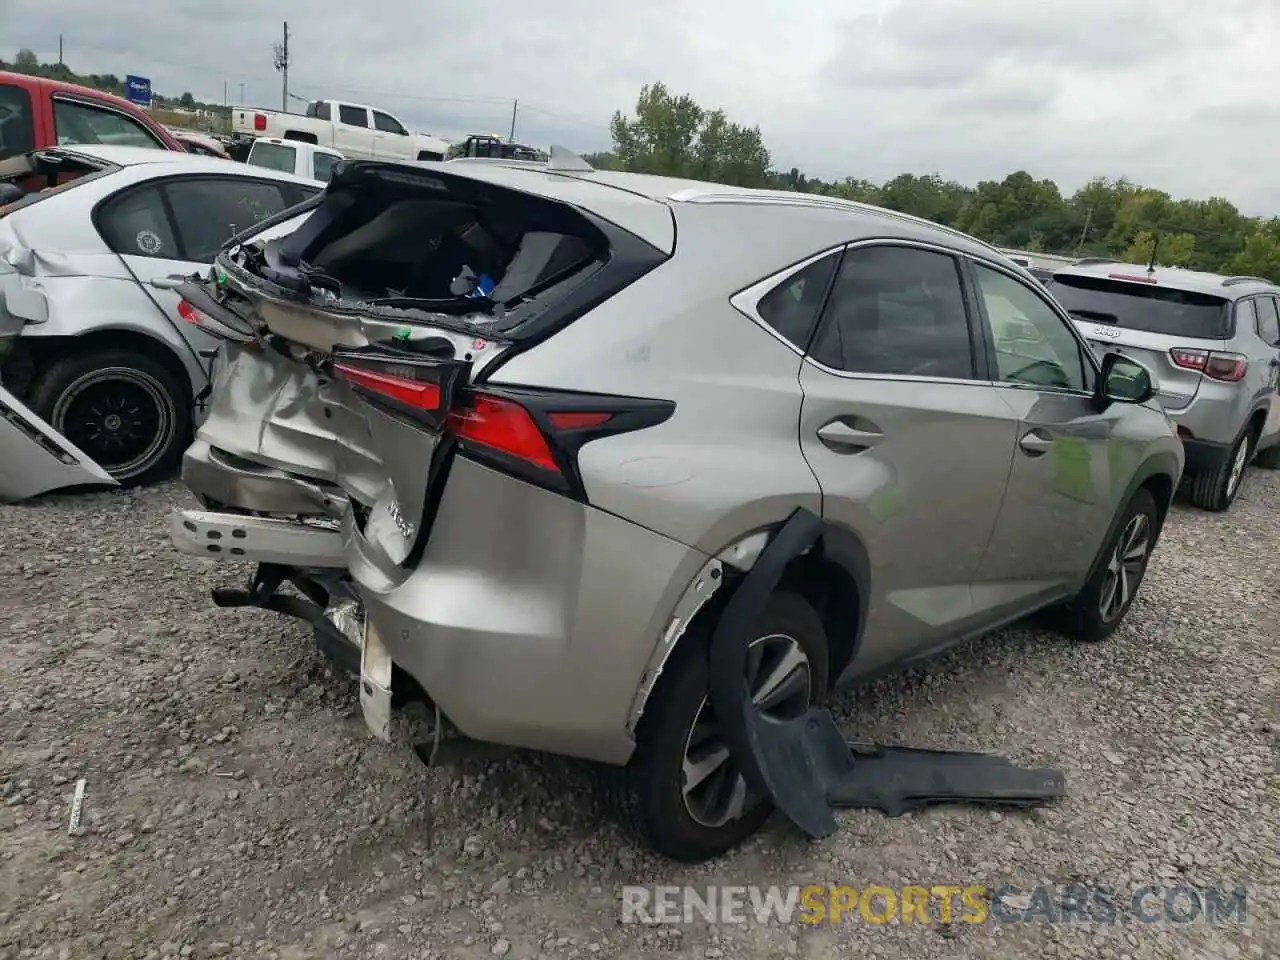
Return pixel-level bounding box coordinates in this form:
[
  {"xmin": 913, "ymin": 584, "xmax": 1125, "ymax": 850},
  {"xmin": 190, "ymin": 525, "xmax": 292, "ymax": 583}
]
[
  {"xmin": 254, "ymin": 113, "xmax": 267, "ymax": 131},
  {"xmin": 548, "ymin": 411, "xmax": 613, "ymax": 430},
  {"xmin": 1108, "ymin": 273, "xmax": 1157, "ymax": 284},
  {"xmin": 1169, "ymin": 348, "xmax": 1248, "ymax": 382},
  {"xmin": 333, "ymin": 363, "xmax": 442, "ymax": 411},
  {"xmin": 449, "ymin": 395, "xmax": 558, "ymax": 471}
]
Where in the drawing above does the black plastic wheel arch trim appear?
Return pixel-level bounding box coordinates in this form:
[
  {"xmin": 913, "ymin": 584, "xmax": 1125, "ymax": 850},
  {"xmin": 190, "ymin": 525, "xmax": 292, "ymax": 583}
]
[{"xmin": 706, "ymin": 507, "xmax": 1069, "ymax": 841}]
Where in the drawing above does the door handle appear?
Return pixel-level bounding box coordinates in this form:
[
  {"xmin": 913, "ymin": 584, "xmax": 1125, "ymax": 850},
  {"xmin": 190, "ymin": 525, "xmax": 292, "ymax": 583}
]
[
  {"xmin": 816, "ymin": 419, "xmax": 883, "ymax": 452},
  {"xmin": 148, "ymin": 277, "xmax": 184, "ymax": 290},
  {"xmin": 1019, "ymin": 430, "xmax": 1054, "ymax": 456}
]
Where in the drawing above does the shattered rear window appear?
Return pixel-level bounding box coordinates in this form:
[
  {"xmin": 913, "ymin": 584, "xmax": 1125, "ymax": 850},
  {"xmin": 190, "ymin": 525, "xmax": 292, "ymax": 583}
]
[{"xmin": 257, "ymin": 174, "xmax": 607, "ymax": 333}]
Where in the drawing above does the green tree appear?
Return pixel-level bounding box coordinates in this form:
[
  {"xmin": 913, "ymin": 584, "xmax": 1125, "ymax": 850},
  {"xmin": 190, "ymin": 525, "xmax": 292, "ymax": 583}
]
[
  {"xmin": 179, "ymin": 92, "xmax": 196, "ymax": 109},
  {"xmin": 610, "ymin": 82, "xmax": 770, "ymax": 187},
  {"xmin": 1122, "ymin": 231, "xmax": 1197, "ymax": 268},
  {"xmin": 1222, "ymin": 223, "xmax": 1280, "ymax": 281},
  {"xmin": 13, "ymin": 49, "xmax": 38, "ymax": 72}
]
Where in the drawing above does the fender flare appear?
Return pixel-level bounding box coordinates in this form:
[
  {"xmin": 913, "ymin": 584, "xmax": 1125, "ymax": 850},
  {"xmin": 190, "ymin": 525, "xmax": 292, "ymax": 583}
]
[{"xmin": 1081, "ymin": 450, "xmax": 1181, "ymax": 588}]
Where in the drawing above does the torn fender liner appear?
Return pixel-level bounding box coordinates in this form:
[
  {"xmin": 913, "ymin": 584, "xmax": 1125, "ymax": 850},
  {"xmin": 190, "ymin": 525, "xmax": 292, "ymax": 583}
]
[
  {"xmin": 707, "ymin": 507, "xmax": 1067, "ymax": 841},
  {"xmin": 0, "ymin": 384, "xmax": 117, "ymax": 503}
]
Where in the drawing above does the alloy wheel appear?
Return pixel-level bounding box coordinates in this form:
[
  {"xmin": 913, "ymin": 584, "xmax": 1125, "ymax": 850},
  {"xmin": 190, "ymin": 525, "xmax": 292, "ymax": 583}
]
[
  {"xmin": 1098, "ymin": 513, "xmax": 1152, "ymax": 623},
  {"xmin": 51, "ymin": 367, "xmax": 174, "ymax": 481},
  {"xmin": 1226, "ymin": 435, "xmax": 1250, "ymax": 500},
  {"xmin": 680, "ymin": 633, "xmax": 813, "ymax": 828}
]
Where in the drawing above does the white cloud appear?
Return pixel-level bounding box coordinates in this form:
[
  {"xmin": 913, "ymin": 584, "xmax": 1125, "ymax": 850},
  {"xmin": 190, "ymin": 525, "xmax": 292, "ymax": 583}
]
[{"xmin": 7, "ymin": 0, "xmax": 1279, "ymax": 214}]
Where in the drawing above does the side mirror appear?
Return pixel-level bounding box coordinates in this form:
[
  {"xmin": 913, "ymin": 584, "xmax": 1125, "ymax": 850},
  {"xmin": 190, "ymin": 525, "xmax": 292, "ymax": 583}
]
[{"xmin": 1097, "ymin": 352, "xmax": 1156, "ymax": 407}]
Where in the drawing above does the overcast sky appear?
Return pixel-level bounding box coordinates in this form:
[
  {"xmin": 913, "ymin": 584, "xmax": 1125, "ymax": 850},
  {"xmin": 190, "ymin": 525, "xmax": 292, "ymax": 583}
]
[{"xmin": 7, "ymin": 0, "xmax": 1279, "ymax": 215}]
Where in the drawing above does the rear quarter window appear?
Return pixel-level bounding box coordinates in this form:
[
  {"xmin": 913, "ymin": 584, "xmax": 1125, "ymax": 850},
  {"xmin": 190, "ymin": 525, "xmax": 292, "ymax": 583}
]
[
  {"xmin": 1048, "ymin": 274, "xmax": 1232, "ymax": 339},
  {"xmin": 248, "ymin": 142, "xmax": 298, "ymax": 174}
]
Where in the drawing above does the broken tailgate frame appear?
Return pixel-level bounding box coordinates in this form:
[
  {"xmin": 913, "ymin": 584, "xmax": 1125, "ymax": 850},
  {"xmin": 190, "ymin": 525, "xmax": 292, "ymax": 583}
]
[{"xmin": 707, "ymin": 507, "xmax": 1067, "ymax": 839}]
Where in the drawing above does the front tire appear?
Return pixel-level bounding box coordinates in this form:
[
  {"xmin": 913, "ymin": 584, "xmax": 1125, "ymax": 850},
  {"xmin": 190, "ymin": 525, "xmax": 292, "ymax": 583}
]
[
  {"xmin": 1189, "ymin": 426, "xmax": 1254, "ymax": 511},
  {"xmin": 599, "ymin": 591, "xmax": 829, "ymax": 863},
  {"xmin": 1060, "ymin": 488, "xmax": 1159, "ymax": 643},
  {"xmin": 29, "ymin": 349, "xmax": 190, "ymax": 488}
]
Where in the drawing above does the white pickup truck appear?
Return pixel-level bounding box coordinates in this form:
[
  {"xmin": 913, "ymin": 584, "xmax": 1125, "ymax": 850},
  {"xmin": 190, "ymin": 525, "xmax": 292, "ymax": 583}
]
[
  {"xmin": 245, "ymin": 137, "xmax": 344, "ymax": 182},
  {"xmin": 230, "ymin": 99, "xmax": 453, "ymax": 162}
]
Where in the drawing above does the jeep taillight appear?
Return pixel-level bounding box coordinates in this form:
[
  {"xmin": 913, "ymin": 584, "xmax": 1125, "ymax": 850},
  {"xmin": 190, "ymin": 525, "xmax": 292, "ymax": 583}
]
[
  {"xmin": 1169, "ymin": 348, "xmax": 1248, "ymax": 382},
  {"xmin": 253, "ymin": 113, "xmax": 267, "ymax": 131}
]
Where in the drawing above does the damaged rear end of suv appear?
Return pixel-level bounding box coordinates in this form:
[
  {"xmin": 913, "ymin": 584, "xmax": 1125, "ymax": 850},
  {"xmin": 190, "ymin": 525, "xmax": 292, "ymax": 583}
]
[{"xmin": 171, "ymin": 156, "xmax": 676, "ymax": 739}]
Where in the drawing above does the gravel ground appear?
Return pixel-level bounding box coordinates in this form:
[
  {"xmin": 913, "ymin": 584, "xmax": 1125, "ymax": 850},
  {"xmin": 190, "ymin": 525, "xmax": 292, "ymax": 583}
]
[{"xmin": 1, "ymin": 470, "xmax": 1277, "ymax": 960}]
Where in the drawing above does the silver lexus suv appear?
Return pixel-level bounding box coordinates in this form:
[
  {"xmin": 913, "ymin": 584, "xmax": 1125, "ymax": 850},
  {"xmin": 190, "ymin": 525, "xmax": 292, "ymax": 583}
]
[
  {"xmin": 171, "ymin": 157, "xmax": 1184, "ymax": 862},
  {"xmin": 1046, "ymin": 261, "xmax": 1280, "ymax": 510}
]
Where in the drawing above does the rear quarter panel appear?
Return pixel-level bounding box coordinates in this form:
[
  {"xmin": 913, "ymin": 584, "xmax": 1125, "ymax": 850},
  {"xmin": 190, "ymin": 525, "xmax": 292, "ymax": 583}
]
[{"xmin": 483, "ymin": 203, "xmax": 906, "ymax": 556}]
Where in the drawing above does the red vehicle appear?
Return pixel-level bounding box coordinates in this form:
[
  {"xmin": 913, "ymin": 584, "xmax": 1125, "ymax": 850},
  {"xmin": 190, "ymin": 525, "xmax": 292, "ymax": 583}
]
[{"xmin": 0, "ymin": 71, "xmax": 185, "ymax": 163}]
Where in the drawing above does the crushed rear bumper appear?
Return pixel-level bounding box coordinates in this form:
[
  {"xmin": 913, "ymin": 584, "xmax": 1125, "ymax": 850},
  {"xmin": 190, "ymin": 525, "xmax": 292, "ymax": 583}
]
[{"xmin": 0, "ymin": 383, "xmax": 117, "ymax": 503}]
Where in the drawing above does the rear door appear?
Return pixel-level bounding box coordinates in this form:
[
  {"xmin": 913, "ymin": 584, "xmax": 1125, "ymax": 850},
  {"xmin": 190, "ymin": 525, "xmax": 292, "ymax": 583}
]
[
  {"xmin": 96, "ymin": 174, "xmax": 301, "ymax": 378},
  {"xmin": 971, "ymin": 260, "xmax": 1131, "ymax": 592},
  {"xmin": 1047, "ymin": 272, "xmax": 1230, "ymax": 415},
  {"xmin": 796, "ymin": 241, "xmax": 1020, "ymax": 675}
]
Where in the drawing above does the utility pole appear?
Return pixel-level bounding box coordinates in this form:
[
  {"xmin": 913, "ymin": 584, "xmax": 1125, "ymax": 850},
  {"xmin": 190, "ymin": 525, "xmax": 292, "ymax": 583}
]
[
  {"xmin": 1075, "ymin": 207, "xmax": 1093, "ymax": 257},
  {"xmin": 239, "ymin": 83, "xmax": 245, "ymax": 105},
  {"xmin": 509, "ymin": 100, "xmax": 518, "ymax": 140},
  {"xmin": 58, "ymin": 35, "xmax": 63, "ymax": 67},
  {"xmin": 223, "ymin": 80, "xmax": 228, "ymax": 107},
  {"xmin": 272, "ymin": 22, "xmax": 290, "ymax": 112}
]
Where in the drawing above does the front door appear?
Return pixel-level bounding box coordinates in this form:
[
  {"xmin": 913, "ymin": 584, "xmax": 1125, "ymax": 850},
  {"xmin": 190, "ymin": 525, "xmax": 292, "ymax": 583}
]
[
  {"xmin": 797, "ymin": 242, "xmax": 1020, "ymax": 677},
  {"xmin": 968, "ymin": 259, "xmax": 1133, "ymax": 599},
  {"xmin": 371, "ymin": 110, "xmax": 412, "ymax": 161}
]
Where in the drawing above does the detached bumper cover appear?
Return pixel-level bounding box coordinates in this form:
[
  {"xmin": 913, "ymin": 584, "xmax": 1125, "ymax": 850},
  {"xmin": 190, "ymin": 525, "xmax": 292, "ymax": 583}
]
[{"xmin": 0, "ymin": 383, "xmax": 117, "ymax": 503}]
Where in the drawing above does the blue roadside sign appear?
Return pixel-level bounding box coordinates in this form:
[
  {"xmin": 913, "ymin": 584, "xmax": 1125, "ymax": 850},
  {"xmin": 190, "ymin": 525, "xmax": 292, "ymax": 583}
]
[{"xmin": 124, "ymin": 75, "xmax": 152, "ymax": 107}]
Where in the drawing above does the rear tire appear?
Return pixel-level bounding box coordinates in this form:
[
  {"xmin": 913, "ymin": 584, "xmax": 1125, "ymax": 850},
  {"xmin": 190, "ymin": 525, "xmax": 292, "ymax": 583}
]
[
  {"xmin": 1060, "ymin": 487, "xmax": 1159, "ymax": 643},
  {"xmin": 29, "ymin": 349, "xmax": 190, "ymax": 488},
  {"xmin": 597, "ymin": 591, "xmax": 829, "ymax": 863},
  {"xmin": 1188, "ymin": 426, "xmax": 1254, "ymax": 511}
]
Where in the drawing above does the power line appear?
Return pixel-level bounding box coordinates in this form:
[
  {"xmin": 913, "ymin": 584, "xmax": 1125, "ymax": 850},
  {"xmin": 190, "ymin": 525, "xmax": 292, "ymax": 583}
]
[{"xmin": 12, "ymin": 35, "xmax": 611, "ymax": 131}]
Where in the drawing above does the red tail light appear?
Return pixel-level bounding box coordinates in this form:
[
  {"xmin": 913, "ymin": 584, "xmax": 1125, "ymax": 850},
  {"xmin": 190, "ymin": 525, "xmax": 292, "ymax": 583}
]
[
  {"xmin": 448, "ymin": 395, "xmax": 560, "ymax": 470},
  {"xmin": 1169, "ymin": 348, "xmax": 1248, "ymax": 382},
  {"xmin": 178, "ymin": 298, "xmax": 210, "ymax": 328},
  {"xmin": 333, "ymin": 363, "xmax": 441, "ymax": 411},
  {"xmin": 334, "ymin": 353, "xmax": 673, "ymax": 499},
  {"xmin": 253, "ymin": 113, "xmax": 267, "ymax": 131}
]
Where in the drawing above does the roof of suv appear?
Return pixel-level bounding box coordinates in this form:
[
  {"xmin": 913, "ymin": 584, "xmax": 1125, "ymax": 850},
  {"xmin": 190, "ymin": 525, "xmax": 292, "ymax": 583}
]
[
  {"xmin": 428, "ymin": 157, "xmax": 1008, "ymax": 263},
  {"xmin": 1052, "ymin": 259, "xmax": 1279, "ymax": 299}
]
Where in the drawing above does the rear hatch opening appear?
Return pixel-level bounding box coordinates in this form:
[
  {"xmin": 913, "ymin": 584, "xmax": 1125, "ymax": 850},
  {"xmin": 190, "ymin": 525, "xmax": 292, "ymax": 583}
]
[
  {"xmin": 1048, "ymin": 272, "xmax": 1236, "ymax": 410},
  {"xmin": 180, "ymin": 160, "xmax": 673, "ymax": 575}
]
